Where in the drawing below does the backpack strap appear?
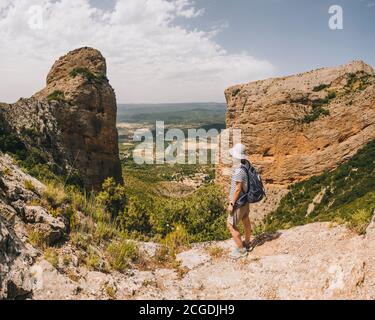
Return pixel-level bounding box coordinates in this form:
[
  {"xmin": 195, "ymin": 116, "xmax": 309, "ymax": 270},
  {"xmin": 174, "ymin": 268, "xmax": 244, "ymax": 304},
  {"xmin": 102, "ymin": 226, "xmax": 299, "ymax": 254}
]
[{"xmin": 240, "ymin": 164, "xmax": 251, "ymax": 194}]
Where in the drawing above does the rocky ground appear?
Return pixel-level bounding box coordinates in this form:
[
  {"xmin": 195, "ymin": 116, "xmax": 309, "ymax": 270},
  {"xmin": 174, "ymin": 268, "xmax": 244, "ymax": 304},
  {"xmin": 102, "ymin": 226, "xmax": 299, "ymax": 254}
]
[
  {"xmin": 1, "ymin": 152, "xmax": 374, "ymax": 300},
  {"xmin": 29, "ymin": 220, "xmax": 375, "ymax": 300}
]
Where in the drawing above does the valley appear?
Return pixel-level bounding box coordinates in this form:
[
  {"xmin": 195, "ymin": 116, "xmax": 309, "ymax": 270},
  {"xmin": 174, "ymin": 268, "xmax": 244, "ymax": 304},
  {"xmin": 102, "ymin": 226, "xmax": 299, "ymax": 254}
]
[{"xmin": 117, "ymin": 103, "xmax": 226, "ymax": 198}]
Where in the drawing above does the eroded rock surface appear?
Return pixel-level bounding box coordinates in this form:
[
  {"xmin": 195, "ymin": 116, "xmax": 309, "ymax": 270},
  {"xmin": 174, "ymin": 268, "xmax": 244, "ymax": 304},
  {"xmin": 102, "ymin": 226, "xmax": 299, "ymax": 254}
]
[
  {"xmin": 0, "ymin": 47, "xmax": 122, "ymax": 190},
  {"xmin": 217, "ymin": 61, "xmax": 375, "ymax": 220},
  {"xmin": 0, "ymin": 153, "xmax": 66, "ymax": 299}
]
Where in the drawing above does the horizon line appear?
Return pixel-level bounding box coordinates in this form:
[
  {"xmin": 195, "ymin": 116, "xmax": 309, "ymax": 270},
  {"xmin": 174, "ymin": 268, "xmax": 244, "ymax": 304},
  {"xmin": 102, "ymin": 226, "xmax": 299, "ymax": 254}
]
[{"xmin": 117, "ymin": 101, "xmax": 226, "ymax": 105}]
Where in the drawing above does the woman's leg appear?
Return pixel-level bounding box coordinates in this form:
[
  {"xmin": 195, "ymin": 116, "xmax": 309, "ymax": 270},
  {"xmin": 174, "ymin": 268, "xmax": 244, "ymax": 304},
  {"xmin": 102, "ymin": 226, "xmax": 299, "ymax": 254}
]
[
  {"xmin": 227, "ymin": 222, "xmax": 244, "ymax": 249},
  {"xmin": 242, "ymin": 216, "xmax": 252, "ymax": 245}
]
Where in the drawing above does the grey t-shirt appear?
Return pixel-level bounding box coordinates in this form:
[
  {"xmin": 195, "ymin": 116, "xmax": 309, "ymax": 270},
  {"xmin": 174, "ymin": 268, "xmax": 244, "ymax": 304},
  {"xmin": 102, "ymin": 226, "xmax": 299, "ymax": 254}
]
[{"xmin": 229, "ymin": 162, "xmax": 250, "ymax": 202}]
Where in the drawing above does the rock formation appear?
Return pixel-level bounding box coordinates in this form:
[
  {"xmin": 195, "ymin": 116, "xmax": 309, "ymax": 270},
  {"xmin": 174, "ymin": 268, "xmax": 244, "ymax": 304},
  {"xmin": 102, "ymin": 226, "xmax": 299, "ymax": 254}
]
[
  {"xmin": 217, "ymin": 61, "xmax": 375, "ymax": 220},
  {"xmin": 0, "ymin": 47, "xmax": 123, "ymax": 190},
  {"xmin": 0, "ymin": 153, "xmax": 67, "ymax": 299}
]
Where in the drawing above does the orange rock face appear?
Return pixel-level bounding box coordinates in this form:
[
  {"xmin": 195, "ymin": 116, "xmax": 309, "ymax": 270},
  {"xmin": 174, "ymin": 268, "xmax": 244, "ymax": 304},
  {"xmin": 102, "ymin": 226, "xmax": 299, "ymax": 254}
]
[
  {"xmin": 1, "ymin": 47, "xmax": 123, "ymax": 190},
  {"xmin": 217, "ymin": 61, "xmax": 375, "ymax": 220}
]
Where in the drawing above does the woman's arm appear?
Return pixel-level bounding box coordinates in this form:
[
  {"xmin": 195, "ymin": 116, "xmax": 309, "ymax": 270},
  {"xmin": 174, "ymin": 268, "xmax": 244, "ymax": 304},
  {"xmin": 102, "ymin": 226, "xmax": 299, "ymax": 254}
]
[{"xmin": 228, "ymin": 182, "xmax": 242, "ymax": 212}]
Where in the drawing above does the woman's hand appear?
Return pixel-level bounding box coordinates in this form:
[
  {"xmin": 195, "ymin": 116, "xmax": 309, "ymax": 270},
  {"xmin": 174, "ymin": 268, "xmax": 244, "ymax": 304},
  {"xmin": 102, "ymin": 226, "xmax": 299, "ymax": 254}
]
[{"xmin": 227, "ymin": 203, "xmax": 234, "ymax": 214}]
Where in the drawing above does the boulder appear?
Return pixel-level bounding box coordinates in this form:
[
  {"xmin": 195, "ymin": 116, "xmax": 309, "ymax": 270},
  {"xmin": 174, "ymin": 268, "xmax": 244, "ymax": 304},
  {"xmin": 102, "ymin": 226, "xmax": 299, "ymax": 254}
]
[{"xmin": 0, "ymin": 217, "xmax": 33, "ymax": 300}]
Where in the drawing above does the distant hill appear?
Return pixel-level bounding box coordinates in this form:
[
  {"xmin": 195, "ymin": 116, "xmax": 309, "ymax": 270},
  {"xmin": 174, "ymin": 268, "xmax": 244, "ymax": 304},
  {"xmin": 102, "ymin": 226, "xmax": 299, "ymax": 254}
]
[{"xmin": 117, "ymin": 103, "xmax": 226, "ymax": 126}]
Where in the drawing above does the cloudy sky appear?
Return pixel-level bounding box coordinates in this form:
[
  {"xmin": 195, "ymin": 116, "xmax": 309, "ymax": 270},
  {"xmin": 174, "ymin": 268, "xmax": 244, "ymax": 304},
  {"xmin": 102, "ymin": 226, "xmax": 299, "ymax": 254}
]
[{"xmin": 0, "ymin": 0, "xmax": 374, "ymax": 103}]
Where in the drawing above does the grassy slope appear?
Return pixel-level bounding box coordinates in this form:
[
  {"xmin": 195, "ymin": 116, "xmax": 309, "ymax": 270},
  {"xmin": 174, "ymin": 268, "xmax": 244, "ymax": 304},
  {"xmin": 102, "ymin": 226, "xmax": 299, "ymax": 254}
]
[{"xmin": 263, "ymin": 139, "xmax": 375, "ymax": 234}]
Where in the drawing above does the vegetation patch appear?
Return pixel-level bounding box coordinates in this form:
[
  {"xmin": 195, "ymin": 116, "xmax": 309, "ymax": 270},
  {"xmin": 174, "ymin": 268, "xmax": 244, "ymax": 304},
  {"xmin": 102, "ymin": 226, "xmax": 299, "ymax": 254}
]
[
  {"xmin": 47, "ymin": 90, "xmax": 66, "ymax": 103},
  {"xmin": 70, "ymin": 67, "xmax": 107, "ymax": 83},
  {"xmin": 301, "ymin": 91, "xmax": 336, "ymax": 124},
  {"xmin": 44, "ymin": 248, "xmax": 59, "ymax": 268},
  {"xmin": 164, "ymin": 225, "xmax": 190, "ymax": 258},
  {"xmin": 302, "ymin": 107, "xmax": 330, "ymax": 124},
  {"xmin": 24, "ymin": 180, "xmax": 38, "ymax": 193},
  {"xmin": 106, "ymin": 240, "xmax": 140, "ymax": 272},
  {"xmin": 313, "ymin": 83, "xmax": 331, "ymax": 92},
  {"xmin": 232, "ymin": 88, "xmax": 241, "ymax": 97},
  {"xmin": 29, "ymin": 229, "xmax": 50, "ymax": 249},
  {"xmin": 206, "ymin": 245, "xmax": 225, "ymax": 259},
  {"xmin": 21, "ymin": 127, "xmax": 41, "ymax": 139},
  {"xmin": 261, "ymin": 139, "xmax": 375, "ymax": 234},
  {"xmin": 345, "ymin": 72, "xmax": 372, "ymax": 92},
  {"xmin": 0, "ymin": 130, "xmax": 26, "ymax": 155}
]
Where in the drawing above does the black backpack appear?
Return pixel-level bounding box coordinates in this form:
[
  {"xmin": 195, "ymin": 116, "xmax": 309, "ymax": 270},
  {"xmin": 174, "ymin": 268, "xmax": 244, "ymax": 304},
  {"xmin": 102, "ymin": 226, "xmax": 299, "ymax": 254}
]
[{"xmin": 235, "ymin": 162, "xmax": 266, "ymax": 208}]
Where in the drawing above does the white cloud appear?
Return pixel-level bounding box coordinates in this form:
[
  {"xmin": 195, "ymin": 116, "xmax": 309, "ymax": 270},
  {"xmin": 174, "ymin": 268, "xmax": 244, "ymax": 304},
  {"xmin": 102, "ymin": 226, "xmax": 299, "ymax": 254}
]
[{"xmin": 0, "ymin": 0, "xmax": 275, "ymax": 103}]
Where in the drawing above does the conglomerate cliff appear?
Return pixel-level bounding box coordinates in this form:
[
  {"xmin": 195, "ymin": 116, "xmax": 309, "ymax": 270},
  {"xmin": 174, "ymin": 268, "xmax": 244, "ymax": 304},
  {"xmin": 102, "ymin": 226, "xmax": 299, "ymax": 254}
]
[
  {"xmin": 217, "ymin": 61, "xmax": 375, "ymax": 220},
  {"xmin": 0, "ymin": 47, "xmax": 122, "ymax": 190}
]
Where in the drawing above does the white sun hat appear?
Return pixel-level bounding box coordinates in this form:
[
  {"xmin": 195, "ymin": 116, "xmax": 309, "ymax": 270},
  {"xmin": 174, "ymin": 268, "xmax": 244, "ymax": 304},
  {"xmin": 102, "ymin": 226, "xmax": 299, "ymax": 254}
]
[{"xmin": 229, "ymin": 143, "xmax": 248, "ymax": 160}]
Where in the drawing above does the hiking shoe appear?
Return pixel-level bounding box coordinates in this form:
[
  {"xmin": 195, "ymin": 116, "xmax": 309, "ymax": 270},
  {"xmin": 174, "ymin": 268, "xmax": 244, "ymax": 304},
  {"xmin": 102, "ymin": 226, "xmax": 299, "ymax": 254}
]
[
  {"xmin": 243, "ymin": 241, "xmax": 255, "ymax": 253},
  {"xmin": 230, "ymin": 248, "xmax": 248, "ymax": 260}
]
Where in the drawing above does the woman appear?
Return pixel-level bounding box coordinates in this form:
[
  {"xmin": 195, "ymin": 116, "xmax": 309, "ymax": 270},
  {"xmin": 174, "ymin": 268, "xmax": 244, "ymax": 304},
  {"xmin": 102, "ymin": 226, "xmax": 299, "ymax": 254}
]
[{"xmin": 227, "ymin": 143, "xmax": 253, "ymax": 260}]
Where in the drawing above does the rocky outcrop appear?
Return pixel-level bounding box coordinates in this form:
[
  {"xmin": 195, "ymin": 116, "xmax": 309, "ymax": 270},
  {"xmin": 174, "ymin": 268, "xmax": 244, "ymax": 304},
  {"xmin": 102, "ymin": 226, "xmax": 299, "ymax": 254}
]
[
  {"xmin": 0, "ymin": 47, "xmax": 122, "ymax": 190},
  {"xmin": 217, "ymin": 61, "xmax": 375, "ymax": 220},
  {"xmin": 0, "ymin": 153, "xmax": 67, "ymax": 299},
  {"xmin": 0, "ymin": 217, "xmax": 34, "ymax": 300}
]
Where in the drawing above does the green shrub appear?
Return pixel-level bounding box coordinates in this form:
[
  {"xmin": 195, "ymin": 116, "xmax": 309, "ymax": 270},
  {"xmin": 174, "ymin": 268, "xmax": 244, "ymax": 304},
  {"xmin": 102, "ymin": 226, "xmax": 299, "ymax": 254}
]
[
  {"xmin": 70, "ymin": 67, "xmax": 107, "ymax": 83},
  {"xmin": 70, "ymin": 232, "xmax": 91, "ymax": 251},
  {"xmin": 345, "ymin": 72, "xmax": 373, "ymax": 92},
  {"xmin": 105, "ymin": 285, "xmax": 117, "ymax": 300},
  {"xmin": 312, "ymin": 97, "xmax": 330, "ymax": 108},
  {"xmin": 21, "ymin": 127, "xmax": 41, "ymax": 139},
  {"xmin": 97, "ymin": 178, "xmax": 127, "ymax": 220},
  {"xmin": 1, "ymin": 167, "xmax": 11, "ymax": 176},
  {"xmin": 327, "ymin": 91, "xmax": 337, "ymax": 100},
  {"xmin": 302, "ymin": 92, "xmax": 336, "ymax": 124},
  {"xmin": 183, "ymin": 186, "xmax": 229, "ymax": 242},
  {"xmin": 117, "ymin": 180, "xmax": 228, "ymax": 243},
  {"xmin": 106, "ymin": 240, "xmax": 139, "ymax": 272},
  {"xmin": 47, "ymin": 90, "xmax": 65, "ymax": 103},
  {"xmin": 154, "ymin": 245, "xmax": 174, "ymax": 266},
  {"xmin": 44, "ymin": 248, "xmax": 59, "ymax": 268},
  {"xmin": 164, "ymin": 225, "xmax": 190, "ymax": 257},
  {"xmin": 302, "ymin": 107, "xmax": 330, "ymax": 124},
  {"xmin": 64, "ymin": 206, "xmax": 78, "ymax": 231},
  {"xmin": 0, "ymin": 132, "xmax": 25, "ymax": 154},
  {"xmin": 43, "ymin": 182, "xmax": 69, "ymax": 208},
  {"xmin": 313, "ymin": 84, "xmax": 331, "ymax": 92},
  {"xmin": 86, "ymin": 249, "xmax": 103, "ymax": 271},
  {"xmin": 232, "ymin": 88, "xmax": 241, "ymax": 97},
  {"xmin": 347, "ymin": 208, "xmax": 374, "ymax": 235},
  {"xmin": 94, "ymin": 222, "xmax": 117, "ymax": 243},
  {"xmin": 62, "ymin": 254, "xmax": 71, "ymax": 267},
  {"xmin": 120, "ymin": 195, "xmax": 152, "ymax": 238},
  {"xmin": 24, "ymin": 180, "xmax": 37, "ymax": 193},
  {"xmin": 29, "ymin": 230, "xmax": 49, "ymax": 249}
]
